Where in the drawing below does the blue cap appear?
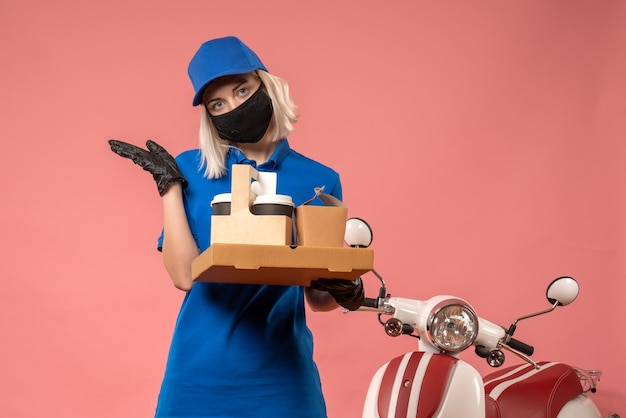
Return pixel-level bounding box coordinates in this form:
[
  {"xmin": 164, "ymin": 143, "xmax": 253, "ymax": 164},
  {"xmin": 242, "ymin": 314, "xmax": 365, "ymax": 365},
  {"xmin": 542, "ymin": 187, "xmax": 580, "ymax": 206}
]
[{"xmin": 188, "ymin": 36, "xmax": 268, "ymax": 106}]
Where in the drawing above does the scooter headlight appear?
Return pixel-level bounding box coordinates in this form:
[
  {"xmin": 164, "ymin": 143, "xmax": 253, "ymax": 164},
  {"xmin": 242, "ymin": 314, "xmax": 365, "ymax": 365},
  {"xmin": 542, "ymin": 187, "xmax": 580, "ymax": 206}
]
[{"xmin": 427, "ymin": 299, "xmax": 478, "ymax": 353}]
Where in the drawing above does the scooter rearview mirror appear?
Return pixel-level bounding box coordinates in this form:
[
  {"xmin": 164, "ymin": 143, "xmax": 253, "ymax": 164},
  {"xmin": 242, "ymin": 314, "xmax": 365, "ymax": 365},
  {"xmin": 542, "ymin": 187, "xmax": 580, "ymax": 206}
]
[
  {"xmin": 546, "ymin": 276, "xmax": 579, "ymax": 306},
  {"xmin": 508, "ymin": 276, "xmax": 580, "ymax": 332},
  {"xmin": 344, "ymin": 217, "xmax": 373, "ymax": 248}
]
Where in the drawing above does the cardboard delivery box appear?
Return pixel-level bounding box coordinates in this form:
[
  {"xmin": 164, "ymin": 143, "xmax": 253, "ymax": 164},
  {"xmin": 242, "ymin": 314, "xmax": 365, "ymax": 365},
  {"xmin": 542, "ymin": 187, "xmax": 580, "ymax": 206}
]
[
  {"xmin": 192, "ymin": 243, "xmax": 373, "ymax": 286},
  {"xmin": 295, "ymin": 186, "xmax": 348, "ymax": 247},
  {"xmin": 192, "ymin": 164, "xmax": 374, "ymax": 286}
]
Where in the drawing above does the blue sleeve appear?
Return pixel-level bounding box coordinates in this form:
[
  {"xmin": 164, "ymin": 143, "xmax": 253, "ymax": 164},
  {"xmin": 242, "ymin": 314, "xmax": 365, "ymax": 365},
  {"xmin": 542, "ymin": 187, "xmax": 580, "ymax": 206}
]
[{"xmin": 157, "ymin": 230, "xmax": 164, "ymax": 252}]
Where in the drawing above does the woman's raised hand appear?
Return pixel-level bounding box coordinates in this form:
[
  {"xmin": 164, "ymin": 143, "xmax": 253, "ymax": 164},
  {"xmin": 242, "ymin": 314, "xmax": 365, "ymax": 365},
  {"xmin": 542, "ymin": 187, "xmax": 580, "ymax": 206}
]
[{"xmin": 108, "ymin": 139, "xmax": 188, "ymax": 196}]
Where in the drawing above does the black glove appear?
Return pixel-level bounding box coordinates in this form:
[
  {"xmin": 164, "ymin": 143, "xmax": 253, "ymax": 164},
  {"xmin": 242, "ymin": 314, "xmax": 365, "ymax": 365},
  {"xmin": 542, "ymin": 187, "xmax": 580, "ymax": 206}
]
[
  {"xmin": 108, "ymin": 139, "xmax": 188, "ymax": 196},
  {"xmin": 310, "ymin": 277, "xmax": 364, "ymax": 311}
]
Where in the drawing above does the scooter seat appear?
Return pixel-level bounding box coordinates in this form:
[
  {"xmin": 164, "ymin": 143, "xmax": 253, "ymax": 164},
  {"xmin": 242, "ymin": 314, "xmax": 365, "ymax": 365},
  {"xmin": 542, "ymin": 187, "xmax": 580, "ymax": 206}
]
[{"xmin": 483, "ymin": 361, "xmax": 583, "ymax": 418}]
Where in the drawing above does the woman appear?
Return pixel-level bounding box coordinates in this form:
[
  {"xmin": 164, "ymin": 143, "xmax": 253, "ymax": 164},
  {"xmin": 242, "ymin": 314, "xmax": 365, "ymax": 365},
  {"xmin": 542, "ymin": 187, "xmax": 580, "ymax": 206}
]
[{"xmin": 109, "ymin": 36, "xmax": 363, "ymax": 418}]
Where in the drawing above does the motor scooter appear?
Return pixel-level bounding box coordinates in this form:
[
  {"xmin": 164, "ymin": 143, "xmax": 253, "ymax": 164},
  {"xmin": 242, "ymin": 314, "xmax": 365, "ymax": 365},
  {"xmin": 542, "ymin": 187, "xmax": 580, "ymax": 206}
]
[{"xmin": 342, "ymin": 218, "xmax": 615, "ymax": 418}]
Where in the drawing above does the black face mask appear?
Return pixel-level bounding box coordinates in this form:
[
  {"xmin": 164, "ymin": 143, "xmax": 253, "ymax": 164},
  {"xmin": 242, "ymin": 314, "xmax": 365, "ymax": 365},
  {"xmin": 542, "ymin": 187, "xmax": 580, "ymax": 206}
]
[{"xmin": 209, "ymin": 85, "xmax": 273, "ymax": 143}]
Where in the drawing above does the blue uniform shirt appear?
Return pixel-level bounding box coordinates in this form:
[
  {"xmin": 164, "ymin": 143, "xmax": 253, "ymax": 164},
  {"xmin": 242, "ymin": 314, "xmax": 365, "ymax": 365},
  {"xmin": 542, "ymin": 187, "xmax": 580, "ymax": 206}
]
[{"xmin": 155, "ymin": 139, "xmax": 341, "ymax": 418}]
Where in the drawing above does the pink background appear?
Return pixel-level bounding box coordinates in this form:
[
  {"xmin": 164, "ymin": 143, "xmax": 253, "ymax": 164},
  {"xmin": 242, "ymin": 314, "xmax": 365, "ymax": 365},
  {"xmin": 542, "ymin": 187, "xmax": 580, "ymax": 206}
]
[{"xmin": 2, "ymin": 0, "xmax": 624, "ymax": 416}]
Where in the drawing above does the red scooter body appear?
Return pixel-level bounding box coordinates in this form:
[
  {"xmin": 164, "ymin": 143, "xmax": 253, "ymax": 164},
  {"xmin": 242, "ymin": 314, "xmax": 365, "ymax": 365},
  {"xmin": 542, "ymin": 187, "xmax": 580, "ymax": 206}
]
[{"xmin": 363, "ymin": 353, "xmax": 601, "ymax": 418}]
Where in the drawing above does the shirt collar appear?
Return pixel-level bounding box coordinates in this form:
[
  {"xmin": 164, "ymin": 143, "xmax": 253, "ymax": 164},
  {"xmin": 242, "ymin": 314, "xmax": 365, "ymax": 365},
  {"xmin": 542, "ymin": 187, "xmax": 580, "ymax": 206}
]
[{"xmin": 226, "ymin": 139, "xmax": 290, "ymax": 170}]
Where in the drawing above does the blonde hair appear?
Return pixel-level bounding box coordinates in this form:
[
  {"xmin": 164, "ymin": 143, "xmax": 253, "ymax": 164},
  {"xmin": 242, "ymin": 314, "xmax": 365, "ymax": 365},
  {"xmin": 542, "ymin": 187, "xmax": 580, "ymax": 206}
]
[{"xmin": 198, "ymin": 70, "xmax": 298, "ymax": 178}]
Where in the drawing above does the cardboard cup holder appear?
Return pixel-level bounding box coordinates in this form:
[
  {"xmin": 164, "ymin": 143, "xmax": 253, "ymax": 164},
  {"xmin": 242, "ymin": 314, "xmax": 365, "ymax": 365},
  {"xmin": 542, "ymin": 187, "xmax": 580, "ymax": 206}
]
[{"xmin": 210, "ymin": 166, "xmax": 292, "ymax": 246}]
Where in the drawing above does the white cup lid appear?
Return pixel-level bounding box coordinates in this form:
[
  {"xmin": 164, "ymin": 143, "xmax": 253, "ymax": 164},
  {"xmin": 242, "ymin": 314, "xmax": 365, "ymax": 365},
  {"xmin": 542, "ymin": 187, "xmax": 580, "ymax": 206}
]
[
  {"xmin": 253, "ymin": 194, "xmax": 294, "ymax": 206},
  {"xmin": 210, "ymin": 193, "xmax": 232, "ymax": 205}
]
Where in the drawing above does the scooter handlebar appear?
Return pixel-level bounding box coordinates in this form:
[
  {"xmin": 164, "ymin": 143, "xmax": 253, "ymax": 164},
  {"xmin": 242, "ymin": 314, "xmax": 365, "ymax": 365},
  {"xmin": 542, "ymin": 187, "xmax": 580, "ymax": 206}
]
[
  {"xmin": 508, "ymin": 338, "xmax": 534, "ymax": 356},
  {"xmin": 362, "ymin": 297, "xmax": 379, "ymax": 308},
  {"xmin": 360, "ymin": 292, "xmax": 535, "ymax": 358}
]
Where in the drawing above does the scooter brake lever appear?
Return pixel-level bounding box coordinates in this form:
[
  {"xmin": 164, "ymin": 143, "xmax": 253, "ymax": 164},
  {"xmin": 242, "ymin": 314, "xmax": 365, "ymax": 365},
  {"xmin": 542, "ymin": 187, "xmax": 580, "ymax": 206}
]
[{"xmin": 500, "ymin": 343, "xmax": 540, "ymax": 370}]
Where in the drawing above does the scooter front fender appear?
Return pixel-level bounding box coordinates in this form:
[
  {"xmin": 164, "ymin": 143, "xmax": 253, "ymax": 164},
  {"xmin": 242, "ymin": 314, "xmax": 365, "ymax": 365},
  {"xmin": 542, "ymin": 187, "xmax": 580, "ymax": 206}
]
[{"xmin": 363, "ymin": 352, "xmax": 486, "ymax": 418}]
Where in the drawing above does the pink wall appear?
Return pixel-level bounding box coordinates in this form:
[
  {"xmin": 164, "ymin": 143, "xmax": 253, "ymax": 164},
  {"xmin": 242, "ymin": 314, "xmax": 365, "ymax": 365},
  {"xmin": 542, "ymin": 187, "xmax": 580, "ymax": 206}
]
[{"xmin": 2, "ymin": 0, "xmax": 624, "ymax": 416}]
